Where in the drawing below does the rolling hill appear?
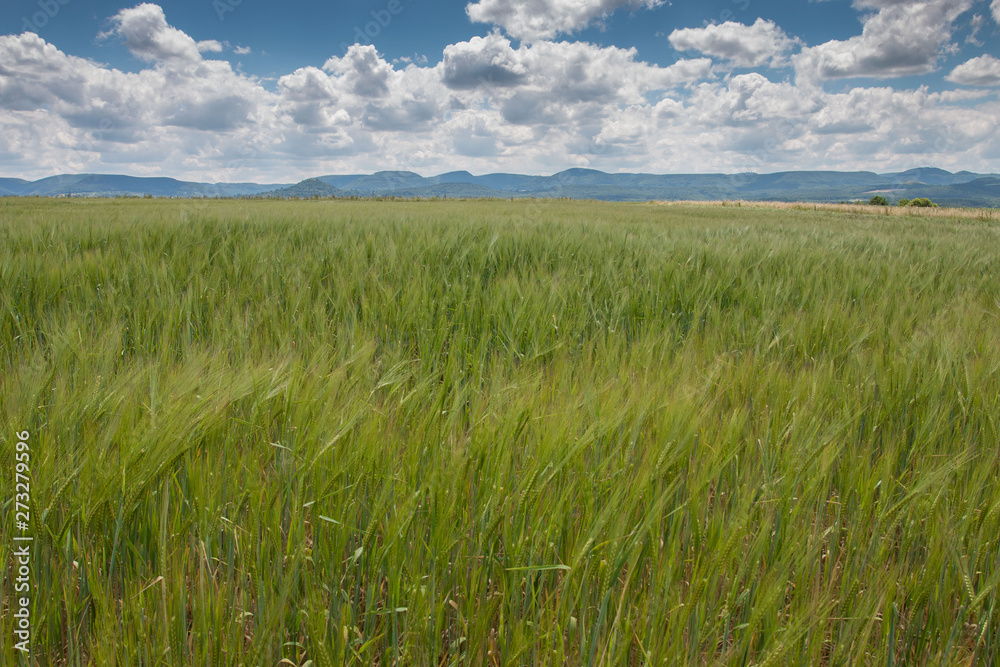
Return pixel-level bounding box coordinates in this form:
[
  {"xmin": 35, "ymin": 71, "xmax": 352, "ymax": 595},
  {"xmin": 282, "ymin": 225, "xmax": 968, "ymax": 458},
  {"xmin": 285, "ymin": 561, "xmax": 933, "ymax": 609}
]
[
  {"xmin": 0, "ymin": 174, "xmax": 286, "ymax": 198},
  {"xmin": 260, "ymin": 179, "xmax": 351, "ymax": 198},
  {"xmin": 4, "ymin": 168, "xmax": 999, "ymax": 207}
]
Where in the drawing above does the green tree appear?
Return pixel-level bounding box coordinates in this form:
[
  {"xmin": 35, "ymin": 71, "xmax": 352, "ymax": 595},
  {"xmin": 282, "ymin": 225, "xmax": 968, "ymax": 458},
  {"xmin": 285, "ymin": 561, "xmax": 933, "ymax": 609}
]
[
  {"xmin": 897, "ymin": 198, "xmax": 911, "ymax": 207},
  {"xmin": 869, "ymin": 195, "xmax": 889, "ymax": 206}
]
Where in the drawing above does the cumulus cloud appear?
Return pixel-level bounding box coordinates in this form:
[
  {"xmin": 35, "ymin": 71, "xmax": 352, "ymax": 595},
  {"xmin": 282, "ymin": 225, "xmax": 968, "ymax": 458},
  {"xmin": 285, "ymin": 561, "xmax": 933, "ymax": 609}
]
[
  {"xmin": 274, "ymin": 45, "xmax": 447, "ymax": 135},
  {"xmin": 794, "ymin": 0, "xmax": 973, "ymax": 81},
  {"xmin": 442, "ymin": 32, "xmax": 527, "ymax": 90},
  {"xmin": 278, "ymin": 67, "xmax": 338, "ymax": 104},
  {"xmin": 660, "ymin": 58, "xmax": 716, "ymax": 85},
  {"xmin": 946, "ymin": 54, "xmax": 1000, "ymax": 85},
  {"xmin": 276, "ymin": 66, "xmax": 342, "ymax": 128},
  {"xmin": 107, "ymin": 3, "xmax": 204, "ymax": 64},
  {"xmin": 668, "ymin": 18, "xmax": 801, "ymax": 68},
  {"xmin": 993, "ymin": 0, "xmax": 1000, "ymax": 23},
  {"xmin": 465, "ymin": 0, "xmax": 665, "ymax": 41},
  {"xmin": 323, "ymin": 45, "xmax": 393, "ymax": 98}
]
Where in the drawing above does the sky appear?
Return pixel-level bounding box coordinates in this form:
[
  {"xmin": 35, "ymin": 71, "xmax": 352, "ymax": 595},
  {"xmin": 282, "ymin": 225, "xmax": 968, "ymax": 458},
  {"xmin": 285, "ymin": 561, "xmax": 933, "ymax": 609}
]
[{"xmin": 1, "ymin": 0, "xmax": 999, "ymax": 182}]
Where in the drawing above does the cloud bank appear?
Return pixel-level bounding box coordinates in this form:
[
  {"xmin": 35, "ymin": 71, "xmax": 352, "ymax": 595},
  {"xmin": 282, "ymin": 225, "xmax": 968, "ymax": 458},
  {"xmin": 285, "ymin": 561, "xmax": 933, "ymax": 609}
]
[{"xmin": 0, "ymin": 1, "xmax": 997, "ymax": 181}]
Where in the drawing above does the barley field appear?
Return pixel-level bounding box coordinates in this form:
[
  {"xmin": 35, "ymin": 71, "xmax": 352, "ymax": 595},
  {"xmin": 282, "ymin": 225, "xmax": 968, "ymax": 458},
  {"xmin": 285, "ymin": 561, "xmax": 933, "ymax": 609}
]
[{"xmin": 1, "ymin": 197, "xmax": 999, "ymax": 665}]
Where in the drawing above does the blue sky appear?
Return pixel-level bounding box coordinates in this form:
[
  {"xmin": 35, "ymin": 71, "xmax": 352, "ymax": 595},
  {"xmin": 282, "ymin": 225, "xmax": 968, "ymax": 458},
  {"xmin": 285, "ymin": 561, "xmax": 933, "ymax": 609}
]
[{"xmin": 1, "ymin": 0, "xmax": 998, "ymax": 181}]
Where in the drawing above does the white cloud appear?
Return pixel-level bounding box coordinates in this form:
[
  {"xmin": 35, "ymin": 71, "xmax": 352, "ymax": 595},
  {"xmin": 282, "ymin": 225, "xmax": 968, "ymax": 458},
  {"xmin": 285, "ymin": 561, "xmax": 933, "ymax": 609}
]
[
  {"xmin": 323, "ymin": 45, "xmax": 394, "ymax": 98},
  {"xmin": 660, "ymin": 58, "xmax": 716, "ymax": 85},
  {"xmin": 275, "ymin": 66, "xmax": 341, "ymax": 128},
  {"xmin": 668, "ymin": 18, "xmax": 801, "ymax": 68},
  {"xmin": 465, "ymin": 0, "xmax": 665, "ymax": 41},
  {"xmin": 966, "ymin": 14, "xmax": 984, "ymax": 45},
  {"xmin": 993, "ymin": 0, "xmax": 1000, "ymax": 23},
  {"xmin": 278, "ymin": 67, "xmax": 339, "ymax": 104},
  {"xmin": 946, "ymin": 54, "xmax": 1000, "ymax": 85},
  {"xmin": 794, "ymin": 0, "xmax": 973, "ymax": 81},
  {"xmin": 233, "ymin": 46, "xmax": 252, "ymax": 55},
  {"xmin": 442, "ymin": 32, "xmax": 527, "ymax": 90},
  {"xmin": 311, "ymin": 46, "xmax": 450, "ymax": 133},
  {"xmin": 107, "ymin": 3, "xmax": 203, "ymax": 65}
]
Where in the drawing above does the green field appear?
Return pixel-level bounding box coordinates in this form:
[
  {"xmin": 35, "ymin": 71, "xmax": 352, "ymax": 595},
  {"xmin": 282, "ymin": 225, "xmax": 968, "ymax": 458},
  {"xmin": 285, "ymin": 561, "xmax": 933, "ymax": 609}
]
[{"xmin": 2, "ymin": 198, "xmax": 999, "ymax": 665}]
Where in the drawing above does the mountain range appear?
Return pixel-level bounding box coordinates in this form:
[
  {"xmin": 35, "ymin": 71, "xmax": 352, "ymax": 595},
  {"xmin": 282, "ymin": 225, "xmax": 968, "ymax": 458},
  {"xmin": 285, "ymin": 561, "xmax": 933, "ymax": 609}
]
[{"xmin": 2, "ymin": 168, "xmax": 999, "ymax": 207}]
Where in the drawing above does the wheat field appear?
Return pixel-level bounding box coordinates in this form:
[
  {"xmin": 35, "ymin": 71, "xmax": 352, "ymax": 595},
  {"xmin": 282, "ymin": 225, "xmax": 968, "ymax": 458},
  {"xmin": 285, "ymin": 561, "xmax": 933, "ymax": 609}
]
[{"xmin": 1, "ymin": 197, "xmax": 999, "ymax": 665}]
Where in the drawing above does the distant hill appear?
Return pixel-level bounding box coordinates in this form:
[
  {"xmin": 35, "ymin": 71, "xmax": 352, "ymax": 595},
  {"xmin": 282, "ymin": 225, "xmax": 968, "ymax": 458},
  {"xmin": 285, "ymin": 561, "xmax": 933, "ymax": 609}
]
[
  {"xmin": 742, "ymin": 171, "xmax": 890, "ymax": 192},
  {"xmin": 314, "ymin": 174, "xmax": 368, "ymax": 188},
  {"xmin": 0, "ymin": 173, "xmax": 287, "ymax": 197},
  {"xmin": 0, "ymin": 177, "xmax": 29, "ymax": 195},
  {"xmin": 432, "ymin": 170, "xmax": 477, "ymax": 184},
  {"xmin": 894, "ymin": 177, "xmax": 1000, "ymax": 208},
  {"xmin": 260, "ymin": 179, "xmax": 350, "ymax": 198},
  {"xmin": 3, "ymin": 167, "xmax": 999, "ymax": 207},
  {"xmin": 461, "ymin": 173, "xmax": 539, "ymax": 191},
  {"xmin": 332, "ymin": 171, "xmax": 429, "ymax": 193},
  {"xmin": 880, "ymin": 168, "xmax": 995, "ymax": 186}
]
